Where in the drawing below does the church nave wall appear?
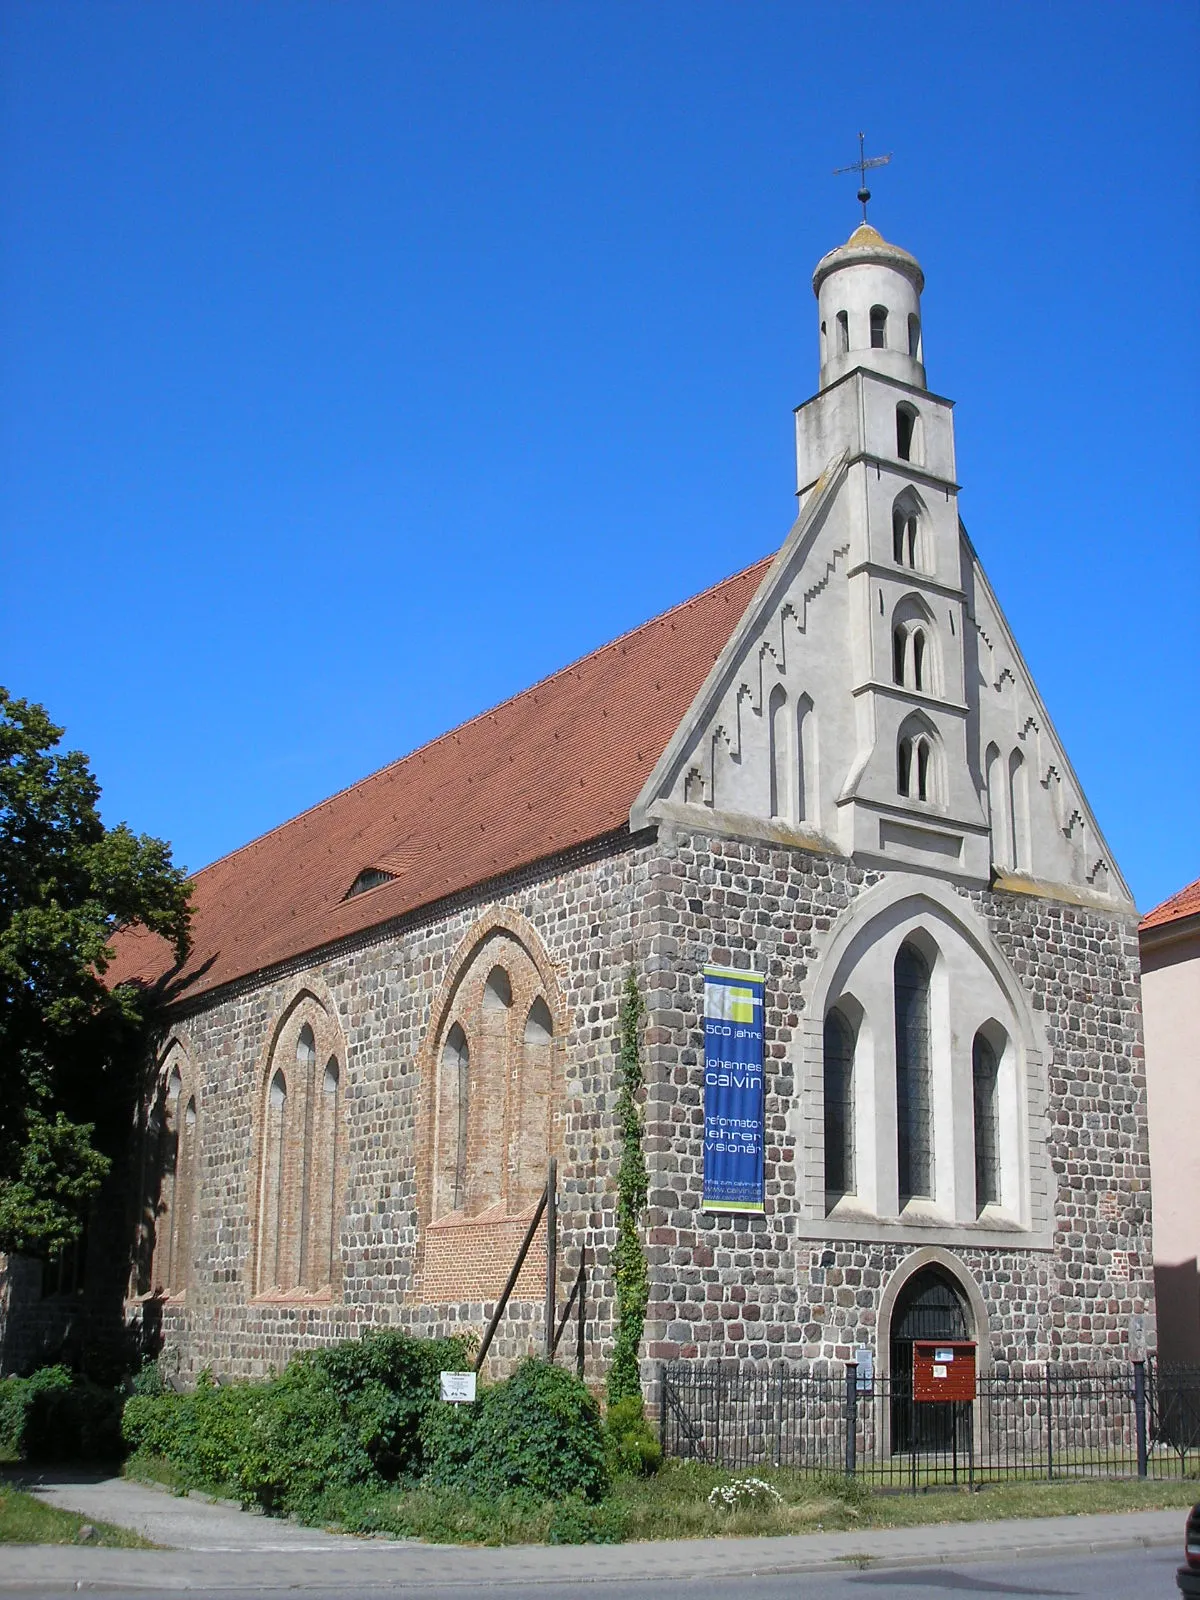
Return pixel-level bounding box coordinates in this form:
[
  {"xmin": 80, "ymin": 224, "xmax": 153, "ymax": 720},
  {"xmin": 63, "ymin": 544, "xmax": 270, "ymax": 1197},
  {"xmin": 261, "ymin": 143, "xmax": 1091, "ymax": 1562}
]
[{"xmin": 126, "ymin": 836, "xmax": 659, "ymax": 1383}]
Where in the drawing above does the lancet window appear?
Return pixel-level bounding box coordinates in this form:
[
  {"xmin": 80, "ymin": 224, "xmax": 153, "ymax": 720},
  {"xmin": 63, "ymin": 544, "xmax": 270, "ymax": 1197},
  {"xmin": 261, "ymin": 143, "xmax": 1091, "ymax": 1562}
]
[
  {"xmin": 140, "ymin": 1046, "xmax": 199, "ymax": 1298},
  {"xmin": 894, "ymin": 941, "xmax": 933, "ymax": 1203},
  {"xmin": 972, "ymin": 1030, "xmax": 1001, "ymax": 1210},
  {"xmin": 823, "ymin": 1009, "xmax": 856, "ymax": 1201},
  {"xmin": 254, "ymin": 1003, "xmax": 345, "ymax": 1298}
]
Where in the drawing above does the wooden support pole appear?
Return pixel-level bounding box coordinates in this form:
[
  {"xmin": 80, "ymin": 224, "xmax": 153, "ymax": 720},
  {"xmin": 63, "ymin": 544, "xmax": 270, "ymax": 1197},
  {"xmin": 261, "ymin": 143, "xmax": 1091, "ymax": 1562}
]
[
  {"xmin": 543, "ymin": 1157, "xmax": 557, "ymax": 1361},
  {"xmin": 474, "ymin": 1185, "xmax": 547, "ymax": 1374}
]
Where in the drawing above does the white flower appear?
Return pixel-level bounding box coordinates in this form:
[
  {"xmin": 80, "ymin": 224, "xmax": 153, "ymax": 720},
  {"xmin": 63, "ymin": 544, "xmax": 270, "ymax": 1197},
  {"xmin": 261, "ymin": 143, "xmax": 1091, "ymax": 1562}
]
[{"xmin": 707, "ymin": 1476, "xmax": 783, "ymax": 1510}]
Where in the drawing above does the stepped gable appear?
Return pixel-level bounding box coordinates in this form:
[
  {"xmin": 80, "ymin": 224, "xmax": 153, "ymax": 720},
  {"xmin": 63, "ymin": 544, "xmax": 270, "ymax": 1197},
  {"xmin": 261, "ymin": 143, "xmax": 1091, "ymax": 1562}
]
[
  {"xmin": 1141, "ymin": 874, "xmax": 1200, "ymax": 932},
  {"xmin": 109, "ymin": 557, "xmax": 772, "ymax": 1003}
]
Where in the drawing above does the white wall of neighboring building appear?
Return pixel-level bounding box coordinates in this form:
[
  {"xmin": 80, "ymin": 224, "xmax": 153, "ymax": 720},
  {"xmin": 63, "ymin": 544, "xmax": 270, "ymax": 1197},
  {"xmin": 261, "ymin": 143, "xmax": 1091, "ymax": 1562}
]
[{"xmin": 1142, "ymin": 909, "xmax": 1200, "ymax": 1363}]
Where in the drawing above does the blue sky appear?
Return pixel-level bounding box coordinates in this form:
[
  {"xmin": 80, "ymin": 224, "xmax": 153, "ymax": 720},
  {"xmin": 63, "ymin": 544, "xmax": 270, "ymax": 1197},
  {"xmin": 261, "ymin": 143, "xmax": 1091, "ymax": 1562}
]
[{"xmin": 2, "ymin": 2, "xmax": 1196, "ymax": 913}]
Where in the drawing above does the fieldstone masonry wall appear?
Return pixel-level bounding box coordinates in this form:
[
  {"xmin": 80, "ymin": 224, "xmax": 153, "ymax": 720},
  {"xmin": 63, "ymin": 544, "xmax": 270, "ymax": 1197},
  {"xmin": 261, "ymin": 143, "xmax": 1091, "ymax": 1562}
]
[
  {"xmin": 636, "ymin": 826, "xmax": 1153, "ymax": 1394},
  {"xmin": 0, "ymin": 823, "xmax": 1152, "ymax": 1390}
]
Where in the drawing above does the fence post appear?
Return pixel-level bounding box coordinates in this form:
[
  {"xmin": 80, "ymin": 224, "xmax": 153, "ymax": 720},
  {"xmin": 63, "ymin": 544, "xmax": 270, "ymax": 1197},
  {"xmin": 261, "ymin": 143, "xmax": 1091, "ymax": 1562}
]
[
  {"xmin": 844, "ymin": 1362, "xmax": 858, "ymax": 1478},
  {"xmin": 658, "ymin": 1362, "xmax": 667, "ymax": 1457},
  {"xmin": 1044, "ymin": 1366, "xmax": 1054, "ymax": 1480},
  {"xmin": 1133, "ymin": 1357, "xmax": 1148, "ymax": 1478}
]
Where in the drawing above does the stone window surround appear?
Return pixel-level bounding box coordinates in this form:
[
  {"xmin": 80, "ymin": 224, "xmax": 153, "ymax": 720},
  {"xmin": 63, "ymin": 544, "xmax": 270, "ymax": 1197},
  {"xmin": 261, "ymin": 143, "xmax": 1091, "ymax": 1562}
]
[
  {"xmin": 250, "ymin": 981, "xmax": 348, "ymax": 1304},
  {"xmin": 788, "ymin": 874, "xmax": 1053, "ymax": 1251}
]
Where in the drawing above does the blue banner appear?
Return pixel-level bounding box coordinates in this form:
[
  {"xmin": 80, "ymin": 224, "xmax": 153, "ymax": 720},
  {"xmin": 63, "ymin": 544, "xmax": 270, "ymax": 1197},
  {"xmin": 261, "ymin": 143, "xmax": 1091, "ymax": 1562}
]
[{"xmin": 702, "ymin": 966, "xmax": 765, "ymax": 1213}]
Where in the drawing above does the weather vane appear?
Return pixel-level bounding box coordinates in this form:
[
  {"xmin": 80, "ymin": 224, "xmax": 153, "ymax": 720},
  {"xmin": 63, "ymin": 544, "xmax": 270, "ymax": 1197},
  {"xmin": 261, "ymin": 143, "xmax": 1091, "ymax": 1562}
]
[{"xmin": 834, "ymin": 133, "xmax": 892, "ymax": 224}]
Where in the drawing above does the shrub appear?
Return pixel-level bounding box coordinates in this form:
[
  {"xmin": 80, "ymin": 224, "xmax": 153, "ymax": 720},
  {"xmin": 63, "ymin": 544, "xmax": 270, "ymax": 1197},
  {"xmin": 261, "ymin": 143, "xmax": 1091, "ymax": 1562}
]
[
  {"xmin": 603, "ymin": 1395, "xmax": 662, "ymax": 1477},
  {"xmin": 122, "ymin": 1329, "xmax": 471, "ymax": 1515},
  {"xmin": 302, "ymin": 1328, "xmax": 468, "ymax": 1481},
  {"xmin": 423, "ymin": 1358, "xmax": 608, "ymax": 1504},
  {"xmin": 0, "ymin": 1366, "xmax": 123, "ymax": 1462},
  {"xmin": 0, "ymin": 1367, "xmax": 72, "ymax": 1458}
]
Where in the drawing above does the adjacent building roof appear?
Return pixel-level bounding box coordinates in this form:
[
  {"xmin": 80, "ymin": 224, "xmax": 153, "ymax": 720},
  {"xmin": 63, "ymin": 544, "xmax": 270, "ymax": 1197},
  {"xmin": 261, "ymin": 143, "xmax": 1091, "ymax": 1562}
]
[
  {"xmin": 109, "ymin": 556, "xmax": 773, "ymax": 1005},
  {"xmin": 1140, "ymin": 875, "xmax": 1200, "ymax": 935}
]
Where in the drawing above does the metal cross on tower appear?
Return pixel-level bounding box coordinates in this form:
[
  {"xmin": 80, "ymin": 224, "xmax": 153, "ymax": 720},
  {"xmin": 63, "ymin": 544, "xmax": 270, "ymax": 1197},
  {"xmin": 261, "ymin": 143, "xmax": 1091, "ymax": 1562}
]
[{"xmin": 834, "ymin": 133, "xmax": 892, "ymax": 224}]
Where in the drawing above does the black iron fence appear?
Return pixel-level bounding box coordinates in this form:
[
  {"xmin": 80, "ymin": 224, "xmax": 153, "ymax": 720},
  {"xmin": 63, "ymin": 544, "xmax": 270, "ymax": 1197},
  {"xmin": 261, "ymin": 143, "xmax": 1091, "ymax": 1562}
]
[{"xmin": 658, "ymin": 1360, "xmax": 1200, "ymax": 1487}]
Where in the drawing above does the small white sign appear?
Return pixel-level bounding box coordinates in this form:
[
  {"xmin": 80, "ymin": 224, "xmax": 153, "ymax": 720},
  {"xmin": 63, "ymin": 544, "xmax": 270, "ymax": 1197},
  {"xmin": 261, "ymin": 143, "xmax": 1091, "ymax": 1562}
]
[
  {"xmin": 934, "ymin": 1347, "xmax": 955, "ymax": 1363},
  {"xmin": 440, "ymin": 1371, "xmax": 477, "ymax": 1404},
  {"xmin": 932, "ymin": 1363, "xmax": 948, "ymax": 1379},
  {"xmin": 854, "ymin": 1346, "xmax": 874, "ymax": 1392}
]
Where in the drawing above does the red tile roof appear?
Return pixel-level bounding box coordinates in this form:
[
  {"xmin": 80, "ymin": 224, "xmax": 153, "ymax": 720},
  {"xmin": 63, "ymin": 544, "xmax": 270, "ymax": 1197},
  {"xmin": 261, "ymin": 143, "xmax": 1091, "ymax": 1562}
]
[
  {"xmin": 1140, "ymin": 875, "xmax": 1200, "ymax": 933},
  {"xmin": 109, "ymin": 557, "xmax": 772, "ymax": 1003}
]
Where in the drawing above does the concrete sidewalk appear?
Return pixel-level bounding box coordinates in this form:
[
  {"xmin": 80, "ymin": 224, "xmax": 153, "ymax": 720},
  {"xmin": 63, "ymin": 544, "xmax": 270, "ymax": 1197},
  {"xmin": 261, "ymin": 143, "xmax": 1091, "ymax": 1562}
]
[
  {"xmin": 17, "ymin": 1468, "xmax": 355, "ymax": 1552},
  {"xmin": 1, "ymin": 1472, "xmax": 1189, "ymax": 1591}
]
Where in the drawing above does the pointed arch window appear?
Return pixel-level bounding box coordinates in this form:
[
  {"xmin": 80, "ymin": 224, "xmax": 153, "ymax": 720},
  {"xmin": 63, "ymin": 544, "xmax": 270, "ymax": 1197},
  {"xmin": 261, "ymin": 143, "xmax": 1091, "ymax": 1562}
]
[
  {"xmin": 259, "ymin": 1069, "xmax": 288, "ymax": 1293},
  {"xmin": 896, "ymin": 403, "xmax": 921, "ymax": 464},
  {"xmin": 439, "ymin": 1025, "xmax": 471, "ymax": 1215},
  {"xmin": 972, "ymin": 1031, "xmax": 1001, "ymax": 1210},
  {"xmin": 911, "ymin": 630, "xmax": 927, "ymax": 692},
  {"xmin": 255, "ymin": 1010, "xmax": 345, "ymax": 1298},
  {"xmin": 891, "ymin": 492, "xmax": 926, "ymax": 572},
  {"xmin": 894, "ymin": 942, "xmax": 933, "ymax": 1203},
  {"xmin": 430, "ymin": 936, "xmax": 560, "ymax": 1226},
  {"xmin": 146, "ymin": 1058, "xmax": 200, "ymax": 1298},
  {"xmin": 823, "ymin": 1009, "xmax": 855, "ymax": 1200},
  {"xmin": 897, "ymin": 714, "xmax": 941, "ymax": 803},
  {"xmin": 897, "ymin": 733, "xmax": 934, "ymax": 800}
]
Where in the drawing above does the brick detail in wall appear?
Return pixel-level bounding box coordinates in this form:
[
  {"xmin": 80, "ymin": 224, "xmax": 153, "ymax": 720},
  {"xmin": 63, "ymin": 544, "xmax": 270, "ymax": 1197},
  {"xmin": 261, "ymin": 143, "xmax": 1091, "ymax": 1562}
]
[{"xmin": 420, "ymin": 1212, "xmax": 547, "ymax": 1304}]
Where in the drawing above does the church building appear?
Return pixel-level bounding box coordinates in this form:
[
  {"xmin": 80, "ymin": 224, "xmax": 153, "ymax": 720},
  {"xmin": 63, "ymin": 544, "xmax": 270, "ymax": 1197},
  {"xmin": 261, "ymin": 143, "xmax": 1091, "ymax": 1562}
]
[{"xmin": 3, "ymin": 219, "xmax": 1153, "ymax": 1397}]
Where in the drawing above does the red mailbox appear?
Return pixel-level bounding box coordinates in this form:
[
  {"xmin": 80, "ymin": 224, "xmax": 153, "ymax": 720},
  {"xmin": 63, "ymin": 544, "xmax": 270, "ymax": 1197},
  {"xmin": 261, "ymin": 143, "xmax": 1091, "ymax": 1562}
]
[{"xmin": 912, "ymin": 1339, "xmax": 976, "ymax": 1403}]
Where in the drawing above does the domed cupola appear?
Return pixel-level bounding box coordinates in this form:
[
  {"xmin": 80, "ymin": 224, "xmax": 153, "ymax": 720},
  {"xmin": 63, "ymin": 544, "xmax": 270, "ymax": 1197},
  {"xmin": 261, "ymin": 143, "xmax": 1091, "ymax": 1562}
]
[{"xmin": 813, "ymin": 223, "xmax": 926, "ymax": 392}]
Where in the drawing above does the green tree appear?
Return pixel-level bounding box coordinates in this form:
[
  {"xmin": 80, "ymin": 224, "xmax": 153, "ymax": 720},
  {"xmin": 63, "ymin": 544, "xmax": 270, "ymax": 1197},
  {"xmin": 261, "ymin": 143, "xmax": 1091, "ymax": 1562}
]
[{"xmin": 0, "ymin": 689, "xmax": 191, "ymax": 1258}]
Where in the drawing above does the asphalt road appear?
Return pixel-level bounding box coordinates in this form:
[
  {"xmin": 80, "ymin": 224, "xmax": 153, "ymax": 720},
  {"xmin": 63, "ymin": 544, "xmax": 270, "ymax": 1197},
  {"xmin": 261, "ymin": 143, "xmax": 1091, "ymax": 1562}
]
[{"xmin": 0, "ymin": 1544, "xmax": 1184, "ymax": 1600}]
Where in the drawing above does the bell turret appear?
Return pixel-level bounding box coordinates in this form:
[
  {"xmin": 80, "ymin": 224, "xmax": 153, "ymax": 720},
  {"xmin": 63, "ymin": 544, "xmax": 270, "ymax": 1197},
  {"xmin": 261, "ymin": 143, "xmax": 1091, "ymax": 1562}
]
[{"xmin": 813, "ymin": 224, "xmax": 926, "ymax": 392}]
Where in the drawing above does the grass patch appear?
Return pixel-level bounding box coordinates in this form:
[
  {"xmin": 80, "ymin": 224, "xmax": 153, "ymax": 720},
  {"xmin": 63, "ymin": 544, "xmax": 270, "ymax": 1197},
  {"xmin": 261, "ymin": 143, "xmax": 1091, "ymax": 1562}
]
[
  {"xmin": 859, "ymin": 1475, "xmax": 1200, "ymax": 1528},
  {"xmin": 314, "ymin": 1467, "xmax": 1200, "ymax": 1545},
  {"xmin": 0, "ymin": 1487, "xmax": 152, "ymax": 1547}
]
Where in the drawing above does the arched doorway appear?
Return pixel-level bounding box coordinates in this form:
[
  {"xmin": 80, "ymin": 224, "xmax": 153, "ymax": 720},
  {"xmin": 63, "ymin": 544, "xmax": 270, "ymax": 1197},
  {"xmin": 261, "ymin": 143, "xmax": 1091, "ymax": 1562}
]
[{"xmin": 889, "ymin": 1265, "xmax": 970, "ymax": 1454}]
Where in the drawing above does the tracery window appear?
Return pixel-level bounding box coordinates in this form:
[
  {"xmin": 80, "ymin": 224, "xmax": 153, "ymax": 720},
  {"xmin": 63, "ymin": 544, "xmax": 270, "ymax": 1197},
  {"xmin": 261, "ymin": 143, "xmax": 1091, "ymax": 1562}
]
[
  {"xmin": 894, "ymin": 942, "xmax": 933, "ymax": 1203},
  {"xmin": 809, "ymin": 890, "xmax": 1038, "ymax": 1236}
]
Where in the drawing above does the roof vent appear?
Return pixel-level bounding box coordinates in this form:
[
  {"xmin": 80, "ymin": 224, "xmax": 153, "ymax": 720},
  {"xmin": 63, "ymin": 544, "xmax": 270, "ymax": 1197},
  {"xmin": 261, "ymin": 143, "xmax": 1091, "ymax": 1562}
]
[{"xmin": 345, "ymin": 867, "xmax": 397, "ymax": 900}]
